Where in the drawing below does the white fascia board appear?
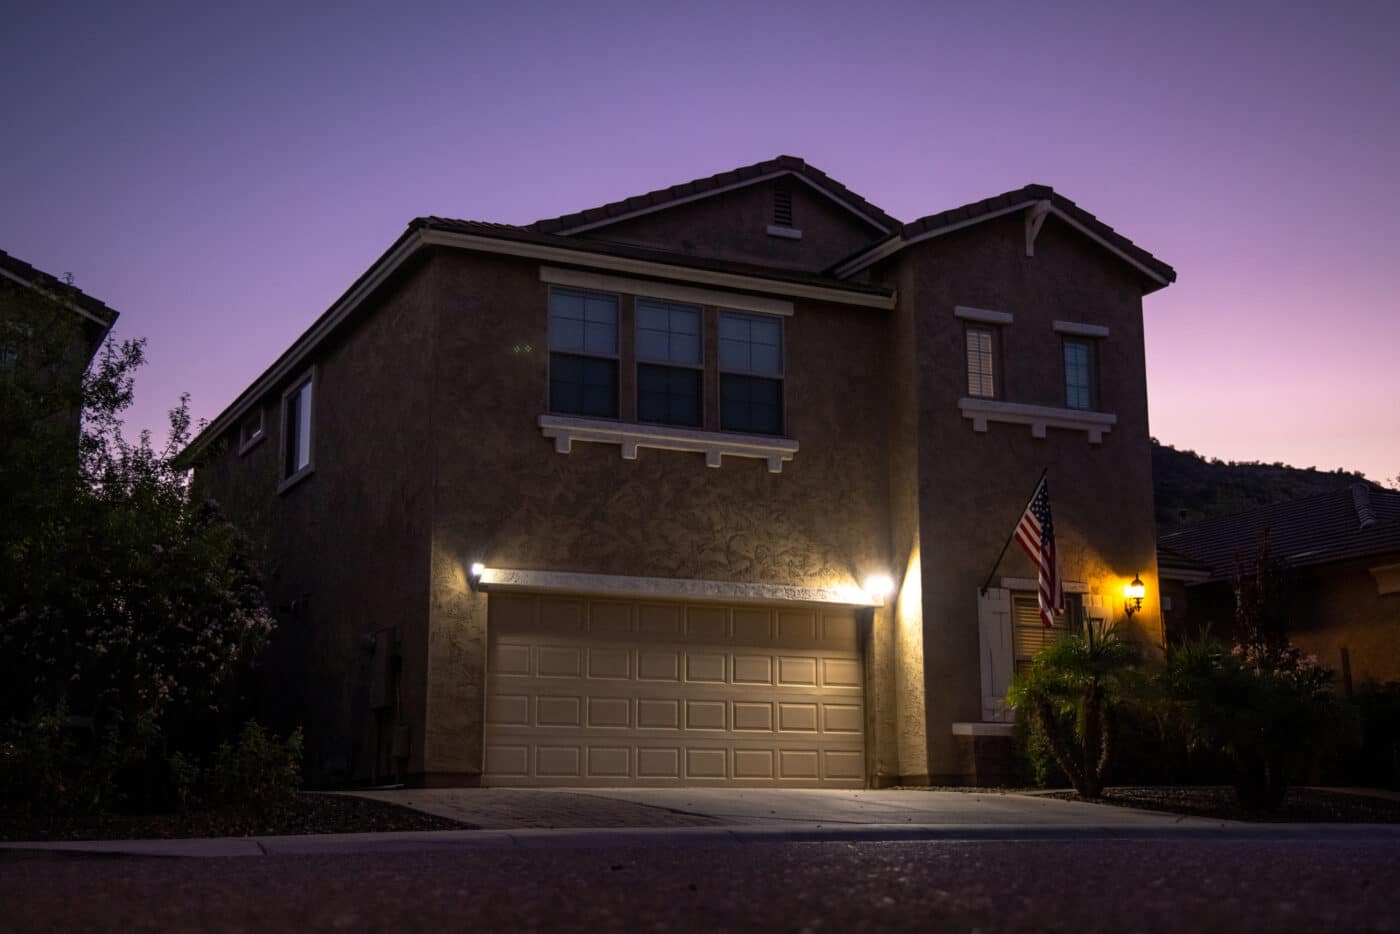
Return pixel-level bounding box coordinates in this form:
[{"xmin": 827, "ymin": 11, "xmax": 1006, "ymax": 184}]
[
  {"xmin": 0, "ymin": 266, "xmax": 113, "ymax": 327},
  {"xmin": 475, "ymin": 565, "xmax": 882, "ymax": 607},
  {"xmin": 555, "ymin": 169, "xmax": 892, "ymax": 237},
  {"xmin": 955, "ymin": 305, "xmax": 1014, "ymax": 325},
  {"xmin": 422, "ymin": 229, "xmax": 895, "ymax": 309},
  {"xmin": 540, "ymin": 267, "xmax": 793, "ymax": 316},
  {"xmin": 1053, "ymin": 320, "xmax": 1110, "ymax": 338}
]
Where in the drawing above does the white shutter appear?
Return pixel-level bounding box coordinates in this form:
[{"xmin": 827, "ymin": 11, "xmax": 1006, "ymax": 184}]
[{"xmin": 977, "ymin": 588, "xmax": 1014, "ymax": 722}]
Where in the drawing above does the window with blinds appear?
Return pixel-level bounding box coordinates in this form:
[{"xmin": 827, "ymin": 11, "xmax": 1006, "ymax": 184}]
[
  {"xmin": 1012, "ymin": 593, "xmax": 1083, "ymax": 674},
  {"xmin": 966, "ymin": 325, "xmax": 996, "ymax": 398}
]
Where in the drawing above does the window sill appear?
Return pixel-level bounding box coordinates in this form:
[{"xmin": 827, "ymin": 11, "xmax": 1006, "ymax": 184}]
[
  {"xmin": 958, "ymin": 397, "xmax": 1117, "ymax": 444},
  {"xmin": 237, "ymin": 431, "xmax": 266, "ymax": 456},
  {"xmin": 277, "ymin": 464, "xmax": 315, "ymax": 494},
  {"xmin": 538, "ymin": 414, "xmax": 798, "ymax": 473}
]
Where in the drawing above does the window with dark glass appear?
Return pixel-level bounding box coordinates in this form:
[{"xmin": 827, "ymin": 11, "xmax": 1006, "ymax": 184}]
[
  {"xmin": 1063, "ymin": 338, "xmax": 1096, "ymax": 410},
  {"xmin": 965, "ymin": 325, "xmax": 996, "ymax": 398},
  {"xmin": 718, "ymin": 311, "xmax": 783, "ymax": 435},
  {"xmin": 548, "ymin": 288, "xmax": 618, "ymax": 418},
  {"xmin": 1012, "ymin": 592, "xmax": 1083, "ymax": 675},
  {"xmin": 282, "ymin": 377, "xmax": 313, "ymax": 479},
  {"xmin": 636, "ymin": 299, "xmax": 702, "ymax": 427}
]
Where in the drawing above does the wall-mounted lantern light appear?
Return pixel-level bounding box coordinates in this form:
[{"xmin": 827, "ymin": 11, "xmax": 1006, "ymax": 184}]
[
  {"xmin": 1124, "ymin": 573, "xmax": 1146, "ymax": 617},
  {"xmin": 863, "ymin": 574, "xmax": 895, "ymax": 602},
  {"xmin": 468, "ymin": 563, "xmax": 486, "ymax": 591}
]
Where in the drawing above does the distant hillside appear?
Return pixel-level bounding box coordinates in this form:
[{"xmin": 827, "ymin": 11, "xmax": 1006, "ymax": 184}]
[{"xmin": 1152, "ymin": 439, "xmax": 1376, "ymax": 529}]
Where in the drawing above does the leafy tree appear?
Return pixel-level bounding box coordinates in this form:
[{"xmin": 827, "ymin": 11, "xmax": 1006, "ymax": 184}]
[
  {"xmin": 1006, "ymin": 620, "xmax": 1142, "ymax": 798},
  {"xmin": 0, "ymin": 281, "xmax": 273, "ymax": 814}
]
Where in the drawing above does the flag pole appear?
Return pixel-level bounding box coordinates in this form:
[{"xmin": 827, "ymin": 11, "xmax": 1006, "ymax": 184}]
[{"xmin": 979, "ymin": 467, "xmax": 1048, "ymax": 595}]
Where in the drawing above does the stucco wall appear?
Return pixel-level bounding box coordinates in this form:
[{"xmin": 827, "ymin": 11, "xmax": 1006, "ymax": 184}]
[
  {"xmin": 419, "ymin": 247, "xmax": 898, "ymax": 781},
  {"xmin": 575, "ymin": 177, "xmax": 887, "ymax": 273},
  {"xmin": 885, "ymin": 214, "xmax": 1163, "ymax": 782},
  {"xmin": 194, "ymin": 261, "xmax": 436, "ymax": 784}
]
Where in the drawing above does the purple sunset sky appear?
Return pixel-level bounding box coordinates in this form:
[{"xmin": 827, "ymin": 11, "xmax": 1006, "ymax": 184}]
[{"xmin": 3, "ymin": 1, "xmax": 1397, "ymax": 482}]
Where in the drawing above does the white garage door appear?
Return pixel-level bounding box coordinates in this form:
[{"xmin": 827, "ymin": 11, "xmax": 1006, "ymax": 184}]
[{"xmin": 483, "ymin": 593, "xmax": 867, "ymax": 787}]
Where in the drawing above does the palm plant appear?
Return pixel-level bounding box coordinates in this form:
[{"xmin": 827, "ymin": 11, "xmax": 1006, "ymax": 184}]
[{"xmin": 1006, "ymin": 619, "xmax": 1141, "ymax": 798}]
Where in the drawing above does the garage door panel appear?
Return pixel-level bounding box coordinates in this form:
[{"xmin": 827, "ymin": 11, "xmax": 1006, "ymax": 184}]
[{"xmin": 485, "ymin": 594, "xmax": 865, "ymax": 787}]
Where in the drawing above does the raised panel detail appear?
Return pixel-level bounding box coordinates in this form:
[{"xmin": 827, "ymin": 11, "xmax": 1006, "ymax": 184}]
[
  {"xmin": 734, "ymin": 749, "xmax": 775, "ymax": 779},
  {"xmin": 778, "ymin": 702, "xmax": 818, "ymax": 732},
  {"xmin": 489, "ymin": 594, "xmax": 535, "ymax": 632},
  {"xmin": 733, "ymin": 655, "xmax": 773, "ymax": 684},
  {"xmin": 493, "ymin": 643, "xmax": 531, "ymax": 677},
  {"xmin": 638, "ymin": 651, "xmax": 680, "ymax": 681},
  {"xmin": 777, "ymin": 611, "xmax": 817, "ymax": 644},
  {"xmin": 638, "ymin": 747, "xmax": 681, "ymax": 777},
  {"xmin": 487, "ymin": 695, "xmax": 530, "ymax": 725},
  {"xmin": 731, "ymin": 608, "xmax": 772, "ymax": 641},
  {"xmin": 686, "ymin": 748, "xmax": 727, "ymax": 779},
  {"xmin": 485, "ymin": 745, "xmax": 528, "ymax": 776},
  {"xmin": 686, "ymin": 606, "xmax": 727, "ymax": 640},
  {"xmin": 637, "ymin": 699, "xmax": 680, "ymax": 729},
  {"xmin": 539, "ymin": 598, "xmax": 585, "ymax": 633},
  {"xmin": 587, "ymin": 697, "xmax": 630, "ymax": 728},
  {"xmin": 824, "ymin": 750, "xmax": 864, "ymax": 779},
  {"xmin": 535, "ymin": 746, "xmax": 581, "ymax": 777},
  {"xmin": 777, "ymin": 656, "xmax": 817, "ymax": 686},
  {"xmin": 589, "ymin": 602, "xmax": 633, "ymax": 635},
  {"xmin": 637, "ymin": 604, "xmax": 680, "ymax": 637},
  {"xmin": 686, "ymin": 700, "xmax": 727, "ymax": 731},
  {"xmin": 537, "ymin": 647, "xmax": 582, "ymax": 678},
  {"xmin": 588, "ymin": 647, "xmax": 631, "ymax": 679},
  {"xmin": 822, "ymin": 658, "xmax": 861, "ymax": 688},
  {"xmin": 537, "ymin": 696, "xmax": 581, "ymax": 727},
  {"xmin": 587, "ymin": 747, "xmax": 631, "ymax": 777},
  {"xmin": 779, "ymin": 749, "xmax": 820, "ymax": 779},
  {"xmin": 733, "ymin": 702, "xmax": 774, "ymax": 731},
  {"xmin": 821, "ymin": 614, "xmax": 858, "ymax": 650},
  {"xmin": 823, "ymin": 704, "xmax": 864, "ymax": 733},
  {"xmin": 686, "ymin": 652, "xmax": 726, "ymax": 683}
]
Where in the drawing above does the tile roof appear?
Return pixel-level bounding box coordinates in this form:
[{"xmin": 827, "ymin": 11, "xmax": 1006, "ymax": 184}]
[
  {"xmin": 1159, "ymin": 484, "xmax": 1400, "ymax": 581},
  {"xmin": 828, "ymin": 184, "xmax": 1177, "ymax": 286},
  {"xmin": 412, "ymin": 216, "xmax": 894, "ymax": 298},
  {"xmin": 527, "ymin": 155, "xmax": 902, "ymax": 236},
  {"xmin": 0, "ymin": 248, "xmax": 120, "ymax": 326}
]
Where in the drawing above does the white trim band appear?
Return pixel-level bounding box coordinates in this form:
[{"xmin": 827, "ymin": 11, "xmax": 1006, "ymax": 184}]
[
  {"xmin": 474, "ymin": 566, "xmax": 882, "ymax": 607},
  {"xmin": 959, "ymin": 397, "xmax": 1117, "ymax": 444},
  {"xmin": 539, "ymin": 414, "xmax": 799, "ymax": 473},
  {"xmin": 766, "ymin": 225, "xmax": 803, "ymax": 240},
  {"xmin": 1053, "ymin": 320, "xmax": 1110, "ymax": 338},
  {"xmin": 951, "ymin": 722, "xmax": 1016, "ymax": 737},
  {"xmin": 955, "ymin": 305, "xmax": 1014, "ymax": 325},
  {"xmin": 998, "ymin": 577, "xmax": 1089, "ymax": 594},
  {"xmin": 540, "ymin": 267, "xmax": 793, "ymax": 317}
]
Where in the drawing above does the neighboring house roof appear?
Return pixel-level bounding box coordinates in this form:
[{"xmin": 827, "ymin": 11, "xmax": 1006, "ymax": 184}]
[
  {"xmin": 829, "ymin": 184, "xmax": 1177, "ymax": 289},
  {"xmin": 528, "ymin": 155, "xmax": 901, "ymax": 236},
  {"xmin": 0, "ymin": 248, "xmax": 120, "ymax": 330},
  {"xmin": 1159, "ymin": 484, "xmax": 1400, "ymax": 581}
]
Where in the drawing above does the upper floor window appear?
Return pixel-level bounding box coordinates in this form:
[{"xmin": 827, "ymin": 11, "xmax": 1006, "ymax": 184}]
[
  {"xmin": 719, "ymin": 311, "xmax": 783, "ymax": 435},
  {"xmin": 548, "ymin": 287, "xmax": 618, "ymax": 419},
  {"xmin": 238, "ymin": 407, "xmax": 265, "ymax": 454},
  {"xmin": 281, "ymin": 372, "xmax": 314, "ymax": 486},
  {"xmin": 965, "ymin": 325, "xmax": 997, "ymax": 399},
  {"xmin": 1062, "ymin": 338, "xmax": 1097, "ymax": 410},
  {"xmin": 636, "ymin": 299, "xmax": 702, "ymax": 427}
]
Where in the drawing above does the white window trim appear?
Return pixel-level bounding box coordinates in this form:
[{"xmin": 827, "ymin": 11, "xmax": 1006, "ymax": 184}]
[
  {"xmin": 474, "ymin": 564, "xmax": 880, "ymax": 607},
  {"xmin": 1371, "ymin": 562, "xmax": 1400, "ymax": 596},
  {"xmin": 954, "ymin": 305, "xmax": 1014, "ymax": 325},
  {"xmin": 538, "ymin": 414, "xmax": 798, "ymax": 474},
  {"xmin": 277, "ymin": 367, "xmax": 316, "ymax": 494},
  {"xmin": 1053, "ymin": 320, "xmax": 1110, "ymax": 338},
  {"xmin": 766, "ymin": 225, "xmax": 803, "ymax": 240},
  {"xmin": 540, "ymin": 266, "xmax": 792, "ymax": 317},
  {"xmin": 237, "ymin": 407, "xmax": 266, "ymax": 456},
  {"xmin": 959, "ymin": 397, "xmax": 1117, "ymax": 444}
]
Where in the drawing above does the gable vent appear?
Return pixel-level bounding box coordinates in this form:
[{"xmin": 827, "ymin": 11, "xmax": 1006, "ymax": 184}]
[
  {"xmin": 1353, "ymin": 483, "xmax": 1378, "ymax": 530},
  {"xmin": 772, "ymin": 186, "xmax": 793, "ymax": 227}
]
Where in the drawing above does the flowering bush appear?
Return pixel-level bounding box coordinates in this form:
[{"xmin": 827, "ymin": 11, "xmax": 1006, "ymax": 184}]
[{"xmin": 0, "ymin": 287, "xmax": 274, "ymax": 814}]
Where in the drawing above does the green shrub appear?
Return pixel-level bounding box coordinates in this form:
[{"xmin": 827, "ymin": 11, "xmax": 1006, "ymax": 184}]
[
  {"xmin": 207, "ymin": 722, "xmax": 303, "ymax": 813},
  {"xmin": 1006, "ymin": 620, "xmax": 1143, "ymax": 798}
]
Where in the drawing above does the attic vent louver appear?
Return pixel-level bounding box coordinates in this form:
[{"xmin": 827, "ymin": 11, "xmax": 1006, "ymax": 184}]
[
  {"xmin": 1352, "ymin": 483, "xmax": 1378, "ymax": 530},
  {"xmin": 773, "ymin": 186, "xmax": 793, "ymax": 227}
]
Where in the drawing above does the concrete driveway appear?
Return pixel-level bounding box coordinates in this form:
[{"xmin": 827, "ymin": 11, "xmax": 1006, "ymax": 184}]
[{"xmin": 349, "ymin": 787, "xmax": 1220, "ymax": 830}]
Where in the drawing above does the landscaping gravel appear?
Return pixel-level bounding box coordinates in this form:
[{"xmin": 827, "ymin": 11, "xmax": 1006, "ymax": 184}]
[{"xmin": 1047, "ymin": 786, "xmax": 1400, "ymax": 822}]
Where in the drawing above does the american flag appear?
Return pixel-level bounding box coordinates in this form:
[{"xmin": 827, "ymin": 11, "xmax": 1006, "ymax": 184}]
[{"xmin": 1013, "ymin": 475, "xmax": 1064, "ymax": 628}]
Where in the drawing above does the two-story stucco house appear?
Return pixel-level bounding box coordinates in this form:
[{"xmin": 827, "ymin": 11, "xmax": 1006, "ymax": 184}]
[{"xmin": 185, "ymin": 156, "xmax": 1176, "ymax": 788}]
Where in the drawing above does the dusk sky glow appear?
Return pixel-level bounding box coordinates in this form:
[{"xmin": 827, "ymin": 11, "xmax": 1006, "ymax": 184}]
[{"xmin": 3, "ymin": 1, "xmax": 1397, "ymax": 482}]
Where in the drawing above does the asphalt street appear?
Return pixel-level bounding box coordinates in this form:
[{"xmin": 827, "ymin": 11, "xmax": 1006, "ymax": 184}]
[{"xmin": 4, "ymin": 836, "xmax": 1398, "ymax": 933}]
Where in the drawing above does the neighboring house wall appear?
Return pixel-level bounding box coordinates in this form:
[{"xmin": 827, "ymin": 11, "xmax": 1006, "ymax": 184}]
[
  {"xmin": 574, "ymin": 178, "xmax": 885, "ymax": 273},
  {"xmin": 878, "ymin": 213, "xmax": 1162, "ymax": 782}
]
